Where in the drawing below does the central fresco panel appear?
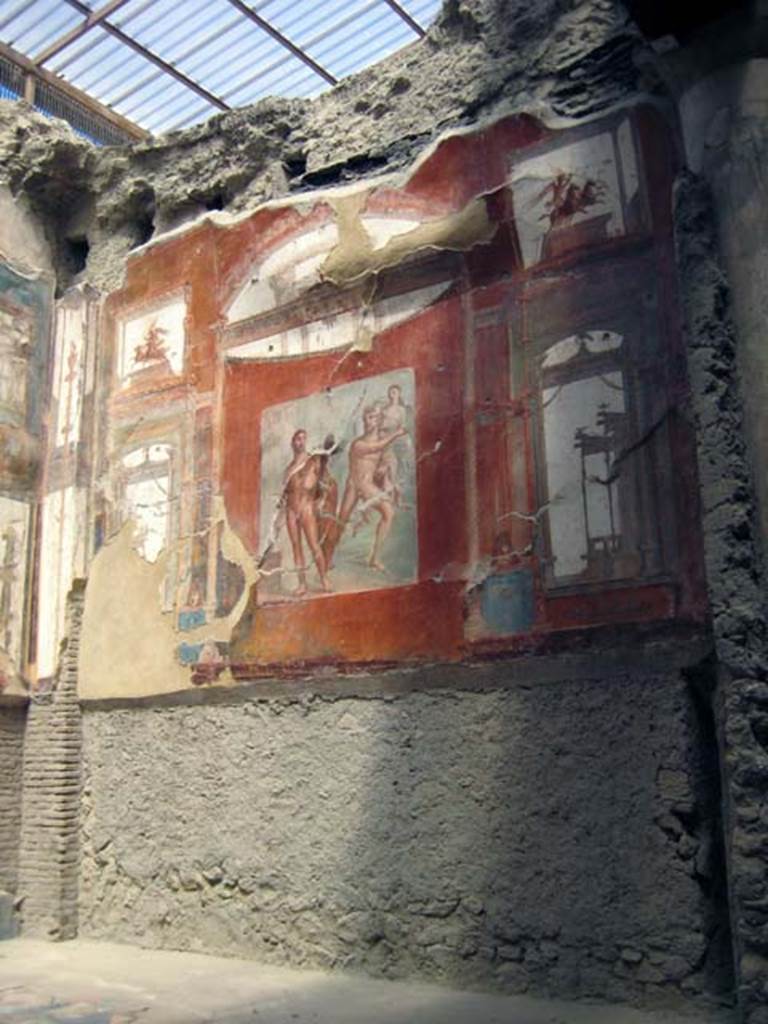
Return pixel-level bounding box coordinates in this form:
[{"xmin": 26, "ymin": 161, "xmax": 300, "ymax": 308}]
[
  {"xmin": 258, "ymin": 368, "xmax": 417, "ymax": 601},
  {"xmin": 21, "ymin": 102, "xmax": 709, "ymax": 697}
]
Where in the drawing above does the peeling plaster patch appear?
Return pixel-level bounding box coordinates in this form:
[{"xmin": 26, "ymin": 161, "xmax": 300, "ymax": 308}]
[
  {"xmin": 321, "ymin": 194, "xmax": 494, "ymax": 287},
  {"xmin": 80, "ymin": 522, "xmax": 189, "ymax": 699},
  {"xmin": 362, "ymin": 216, "xmax": 425, "ymax": 250},
  {"xmin": 0, "ymin": 495, "xmax": 30, "ymax": 674},
  {"xmin": 0, "ymin": 186, "xmax": 52, "ymax": 275},
  {"xmin": 37, "ymin": 486, "xmax": 87, "ymax": 680},
  {"xmin": 80, "ymin": 498, "xmax": 256, "ymax": 699},
  {"xmin": 107, "ymin": 101, "xmax": 654, "ymax": 279}
]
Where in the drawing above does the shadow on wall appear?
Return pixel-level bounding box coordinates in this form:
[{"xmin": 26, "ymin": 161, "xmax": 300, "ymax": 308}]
[
  {"xmin": 76, "ymin": 666, "xmax": 733, "ymax": 1009},
  {"xmin": 328, "ymin": 670, "xmax": 734, "ymax": 1005}
]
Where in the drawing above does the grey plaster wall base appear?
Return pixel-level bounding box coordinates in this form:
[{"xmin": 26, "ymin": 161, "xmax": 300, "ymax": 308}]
[
  {"xmin": 79, "ymin": 668, "xmax": 733, "ymax": 1011},
  {"xmin": 0, "ymin": 705, "xmax": 26, "ymax": 896}
]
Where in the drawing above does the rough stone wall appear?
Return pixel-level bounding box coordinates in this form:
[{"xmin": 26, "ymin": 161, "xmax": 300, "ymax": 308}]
[
  {"xmin": 16, "ymin": 589, "xmax": 84, "ymax": 939},
  {"xmin": 0, "ymin": 0, "xmax": 660, "ymax": 295},
  {"xmin": 675, "ymin": 172, "xmax": 768, "ymax": 1024},
  {"xmin": 79, "ymin": 666, "xmax": 732, "ymax": 1009},
  {"xmin": 0, "ymin": 704, "xmax": 26, "ymax": 896}
]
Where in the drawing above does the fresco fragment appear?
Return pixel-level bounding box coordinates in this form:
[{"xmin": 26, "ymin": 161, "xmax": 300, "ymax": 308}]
[
  {"xmin": 258, "ymin": 369, "xmax": 417, "ymax": 600},
  {"xmin": 59, "ymin": 104, "xmax": 708, "ymax": 695}
]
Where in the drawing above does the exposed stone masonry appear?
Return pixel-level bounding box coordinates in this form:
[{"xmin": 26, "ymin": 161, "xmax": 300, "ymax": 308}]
[
  {"xmin": 79, "ymin": 669, "xmax": 733, "ymax": 1010},
  {"xmin": 17, "ymin": 586, "xmax": 84, "ymax": 939},
  {"xmin": 675, "ymin": 173, "xmax": 768, "ymax": 1024},
  {"xmin": 0, "ymin": 703, "xmax": 26, "ymax": 896}
]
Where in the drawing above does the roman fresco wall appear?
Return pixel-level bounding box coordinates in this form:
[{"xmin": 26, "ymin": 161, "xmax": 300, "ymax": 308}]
[
  {"xmin": 16, "ymin": 101, "xmax": 701, "ymax": 699},
  {"xmin": 0, "ymin": 256, "xmax": 52, "ymax": 695}
]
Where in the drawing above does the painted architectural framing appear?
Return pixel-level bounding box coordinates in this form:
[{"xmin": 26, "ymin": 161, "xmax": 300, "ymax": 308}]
[{"xmin": 5, "ymin": 103, "xmax": 709, "ymax": 696}]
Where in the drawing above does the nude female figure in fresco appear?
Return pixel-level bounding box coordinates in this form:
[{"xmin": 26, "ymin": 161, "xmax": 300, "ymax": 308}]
[
  {"xmin": 337, "ymin": 405, "xmax": 407, "ymax": 572},
  {"xmin": 282, "ymin": 429, "xmax": 338, "ymax": 595},
  {"xmin": 375, "ymin": 384, "xmax": 408, "ymax": 507}
]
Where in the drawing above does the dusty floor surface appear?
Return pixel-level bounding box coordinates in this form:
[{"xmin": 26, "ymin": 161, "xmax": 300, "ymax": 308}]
[{"xmin": 0, "ymin": 939, "xmax": 735, "ymax": 1024}]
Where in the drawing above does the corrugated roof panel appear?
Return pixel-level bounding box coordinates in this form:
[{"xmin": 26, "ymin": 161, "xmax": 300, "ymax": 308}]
[
  {"xmin": 48, "ymin": 0, "xmax": 158, "ymax": 73},
  {"xmin": 217, "ymin": 36, "xmax": 324, "ymax": 104},
  {"xmin": 0, "ymin": 0, "xmax": 442, "ymax": 138},
  {"xmin": 50, "ymin": 24, "xmax": 122, "ymax": 82},
  {"xmin": 180, "ymin": 19, "xmax": 264, "ymax": 87},
  {"xmin": 69, "ymin": 4, "xmax": 235, "ymax": 103},
  {"xmin": 71, "ymin": 33, "xmax": 153, "ymax": 97},
  {"xmin": 3, "ymin": 0, "xmax": 81, "ymax": 52},
  {"xmin": 264, "ymin": 0, "xmax": 374, "ymax": 43},
  {"xmin": 124, "ymin": 0, "xmax": 222, "ymax": 50},
  {"xmin": 0, "ymin": 0, "xmax": 42, "ymax": 35},
  {"xmin": 118, "ymin": 69, "xmax": 208, "ymax": 119},
  {"xmin": 142, "ymin": 89, "xmax": 219, "ymax": 133},
  {"xmin": 315, "ymin": 12, "xmax": 416, "ymax": 78},
  {"xmin": 196, "ymin": 19, "xmax": 301, "ymax": 89},
  {"xmin": 399, "ymin": 0, "xmax": 441, "ymax": 20},
  {"xmin": 223, "ymin": 51, "xmax": 322, "ymax": 106},
  {"xmin": 153, "ymin": 95, "xmax": 214, "ymax": 133},
  {"xmin": 208, "ymin": 1, "xmax": 390, "ymax": 104},
  {"xmin": 60, "ymin": 27, "xmax": 153, "ymax": 98},
  {"xmin": 241, "ymin": 61, "xmax": 323, "ymax": 104}
]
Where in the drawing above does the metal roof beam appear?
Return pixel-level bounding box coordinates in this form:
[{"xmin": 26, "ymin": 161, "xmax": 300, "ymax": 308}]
[
  {"xmin": 60, "ymin": 0, "xmax": 231, "ymax": 111},
  {"xmin": 33, "ymin": 0, "xmax": 133, "ymax": 66},
  {"xmin": 104, "ymin": 10, "xmax": 243, "ymax": 109},
  {"xmin": 381, "ymin": 0, "xmax": 426, "ymax": 37},
  {"xmin": 222, "ymin": 0, "xmax": 338, "ymax": 86},
  {"xmin": 51, "ymin": 0, "xmax": 158, "ymax": 74}
]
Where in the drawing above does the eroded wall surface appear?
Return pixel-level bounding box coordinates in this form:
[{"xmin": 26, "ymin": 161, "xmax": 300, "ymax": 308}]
[
  {"xmin": 0, "ymin": 704, "xmax": 26, "ymax": 896},
  {"xmin": 78, "ymin": 668, "xmax": 732, "ymax": 1005}
]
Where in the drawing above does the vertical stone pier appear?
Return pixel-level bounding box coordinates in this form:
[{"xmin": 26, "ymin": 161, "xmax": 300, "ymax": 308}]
[{"xmin": 17, "ymin": 585, "xmax": 84, "ymax": 939}]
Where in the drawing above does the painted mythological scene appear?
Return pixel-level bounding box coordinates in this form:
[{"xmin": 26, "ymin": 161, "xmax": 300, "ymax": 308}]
[
  {"xmin": 117, "ymin": 295, "xmax": 186, "ymax": 386},
  {"xmin": 258, "ymin": 369, "xmax": 417, "ymax": 600},
  {"xmin": 509, "ymin": 118, "xmax": 642, "ymax": 267}
]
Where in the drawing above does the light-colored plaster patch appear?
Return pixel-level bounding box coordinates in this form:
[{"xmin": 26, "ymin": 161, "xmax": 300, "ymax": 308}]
[
  {"xmin": 79, "ymin": 497, "xmax": 257, "ymax": 699},
  {"xmin": 320, "ymin": 194, "xmax": 494, "ymax": 287}
]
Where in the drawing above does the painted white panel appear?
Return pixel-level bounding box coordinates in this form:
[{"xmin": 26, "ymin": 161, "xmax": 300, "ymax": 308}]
[
  {"xmin": 51, "ymin": 302, "xmax": 86, "ymax": 447},
  {"xmin": 227, "ymin": 281, "xmax": 451, "ymax": 362},
  {"xmin": 118, "ymin": 296, "xmax": 186, "ymax": 383},
  {"xmin": 543, "ymin": 371, "xmax": 626, "ymax": 578},
  {"xmin": 0, "ymin": 496, "xmax": 30, "ymax": 669},
  {"xmin": 362, "ymin": 216, "xmax": 423, "ymax": 250},
  {"xmin": 226, "ymin": 222, "xmax": 340, "ymax": 323},
  {"xmin": 510, "ymin": 123, "xmax": 637, "ymax": 268},
  {"xmin": 37, "ymin": 486, "xmax": 86, "ymax": 680},
  {"xmin": 124, "ymin": 473, "xmax": 170, "ymax": 564}
]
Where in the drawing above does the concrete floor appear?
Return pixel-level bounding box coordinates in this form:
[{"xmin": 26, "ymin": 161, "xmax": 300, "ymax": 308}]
[{"xmin": 0, "ymin": 939, "xmax": 735, "ymax": 1024}]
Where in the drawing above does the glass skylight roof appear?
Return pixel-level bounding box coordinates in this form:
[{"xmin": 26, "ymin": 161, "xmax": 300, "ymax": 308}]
[{"xmin": 0, "ymin": 0, "xmax": 440, "ymax": 135}]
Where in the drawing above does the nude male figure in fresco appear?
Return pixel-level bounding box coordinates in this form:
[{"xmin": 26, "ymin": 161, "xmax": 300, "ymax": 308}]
[
  {"xmin": 282, "ymin": 429, "xmax": 338, "ymax": 596},
  {"xmin": 337, "ymin": 404, "xmax": 408, "ymax": 572}
]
